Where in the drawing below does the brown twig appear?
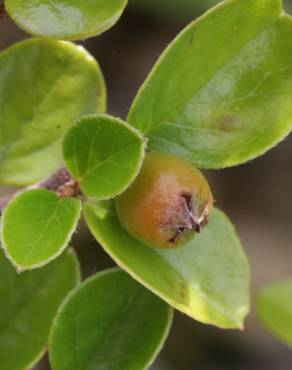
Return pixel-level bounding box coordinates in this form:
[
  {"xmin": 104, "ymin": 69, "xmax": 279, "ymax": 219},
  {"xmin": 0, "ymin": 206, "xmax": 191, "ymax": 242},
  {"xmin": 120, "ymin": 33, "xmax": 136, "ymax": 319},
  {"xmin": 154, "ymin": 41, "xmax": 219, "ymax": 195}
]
[
  {"xmin": 0, "ymin": 1, "xmax": 7, "ymax": 19},
  {"xmin": 0, "ymin": 168, "xmax": 80, "ymax": 216}
]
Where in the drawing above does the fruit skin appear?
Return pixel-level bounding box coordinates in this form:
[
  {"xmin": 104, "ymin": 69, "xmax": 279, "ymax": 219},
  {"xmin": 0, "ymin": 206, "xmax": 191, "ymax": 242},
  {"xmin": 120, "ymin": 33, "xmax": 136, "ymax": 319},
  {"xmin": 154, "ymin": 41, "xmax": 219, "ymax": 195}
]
[{"xmin": 115, "ymin": 152, "xmax": 213, "ymax": 249}]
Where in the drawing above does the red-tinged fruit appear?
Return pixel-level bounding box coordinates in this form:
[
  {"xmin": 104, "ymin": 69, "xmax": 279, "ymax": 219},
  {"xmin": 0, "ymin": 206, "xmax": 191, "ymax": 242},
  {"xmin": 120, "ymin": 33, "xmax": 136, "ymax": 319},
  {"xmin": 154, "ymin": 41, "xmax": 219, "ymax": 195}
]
[{"xmin": 115, "ymin": 152, "xmax": 213, "ymax": 249}]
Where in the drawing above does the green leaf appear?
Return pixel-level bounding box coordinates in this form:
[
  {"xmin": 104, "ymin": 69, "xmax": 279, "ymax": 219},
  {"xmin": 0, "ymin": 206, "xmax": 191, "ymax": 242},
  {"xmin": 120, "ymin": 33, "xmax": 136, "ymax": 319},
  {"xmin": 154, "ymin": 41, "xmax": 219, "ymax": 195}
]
[
  {"xmin": 0, "ymin": 248, "xmax": 80, "ymax": 370},
  {"xmin": 49, "ymin": 268, "xmax": 173, "ymax": 370},
  {"xmin": 0, "ymin": 38, "xmax": 106, "ymax": 185},
  {"xmin": 83, "ymin": 201, "xmax": 250, "ymax": 329},
  {"xmin": 63, "ymin": 114, "xmax": 146, "ymax": 200},
  {"xmin": 128, "ymin": 0, "xmax": 292, "ymax": 169},
  {"xmin": 5, "ymin": 0, "xmax": 128, "ymax": 40},
  {"xmin": 1, "ymin": 189, "xmax": 82, "ymax": 270},
  {"xmin": 256, "ymin": 279, "xmax": 292, "ymax": 347}
]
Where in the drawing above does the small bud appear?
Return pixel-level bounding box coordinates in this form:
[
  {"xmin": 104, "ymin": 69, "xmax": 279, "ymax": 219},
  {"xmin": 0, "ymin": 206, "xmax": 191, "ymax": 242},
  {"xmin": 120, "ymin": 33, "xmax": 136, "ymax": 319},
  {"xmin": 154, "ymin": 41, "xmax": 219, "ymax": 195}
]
[{"xmin": 115, "ymin": 152, "xmax": 213, "ymax": 249}]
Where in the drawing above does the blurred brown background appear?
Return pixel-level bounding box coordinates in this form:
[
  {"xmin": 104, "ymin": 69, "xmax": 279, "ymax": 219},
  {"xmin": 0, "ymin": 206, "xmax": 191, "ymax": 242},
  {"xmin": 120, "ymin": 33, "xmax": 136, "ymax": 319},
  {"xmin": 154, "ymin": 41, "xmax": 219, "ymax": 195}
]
[{"xmin": 1, "ymin": 0, "xmax": 292, "ymax": 369}]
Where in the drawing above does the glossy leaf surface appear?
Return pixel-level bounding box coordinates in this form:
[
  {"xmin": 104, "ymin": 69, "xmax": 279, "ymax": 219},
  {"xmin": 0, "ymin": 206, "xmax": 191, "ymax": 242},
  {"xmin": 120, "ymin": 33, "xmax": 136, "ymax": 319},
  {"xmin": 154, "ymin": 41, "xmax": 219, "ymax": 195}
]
[
  {"xmin": 5, "ymin": 0, "xmax": 128, "ymax": 40},
  {"xmin": 1, "ymin": 189, "xmax": 82, "ymax": 270},
  {"xmin": 50, "ymin": 268, "xmax": 173, "ymax": 370},
  {"xmin": 63, "ymin": 115, "xmax": 146, "ymax": 199},
  {"xmin": 129, "ymin": 0, "xmax": 292, "ymax": 168},
  {"xmin": 84, "ymin": 201, "xmax": 250, "ymax": 329},
  {"xmin": 257, "ymin": 279, "xmax": 292, "ymax": 347},
  {"xmin": 0, "ymin": 249, "xmax": 79, "ymax": 370},
  {"xmin": 0, "ymin": 38, "xmax": 105, "ymax": 185}
]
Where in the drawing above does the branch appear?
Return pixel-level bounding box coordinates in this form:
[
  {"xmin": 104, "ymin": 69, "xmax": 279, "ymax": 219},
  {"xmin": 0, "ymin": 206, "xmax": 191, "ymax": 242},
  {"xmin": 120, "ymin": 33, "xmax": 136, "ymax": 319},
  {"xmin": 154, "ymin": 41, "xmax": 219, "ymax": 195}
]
[
  {"xmin": 0, "ymin": 1, "xmax": 7, "ymax": 19},
  {"xmin": 0, "ymin": 168, "xmax": 80, "ymax": 215}
]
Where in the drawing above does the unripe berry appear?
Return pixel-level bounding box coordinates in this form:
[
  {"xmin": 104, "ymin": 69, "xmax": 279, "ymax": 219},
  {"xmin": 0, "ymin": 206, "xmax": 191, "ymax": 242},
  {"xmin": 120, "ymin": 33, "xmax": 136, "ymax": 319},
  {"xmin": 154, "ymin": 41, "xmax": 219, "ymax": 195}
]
[{"xmin": 115, "ymin": 152, "xmax": 213, "ymax": 249}]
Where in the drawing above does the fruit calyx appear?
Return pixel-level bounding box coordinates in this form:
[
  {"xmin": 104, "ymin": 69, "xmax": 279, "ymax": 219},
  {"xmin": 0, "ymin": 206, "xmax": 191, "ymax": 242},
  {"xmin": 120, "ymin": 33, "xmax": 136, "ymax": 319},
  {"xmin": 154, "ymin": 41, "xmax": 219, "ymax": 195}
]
[{"xmin": 168, "ymin": 192, "xmax": 210, "ymax": 244}]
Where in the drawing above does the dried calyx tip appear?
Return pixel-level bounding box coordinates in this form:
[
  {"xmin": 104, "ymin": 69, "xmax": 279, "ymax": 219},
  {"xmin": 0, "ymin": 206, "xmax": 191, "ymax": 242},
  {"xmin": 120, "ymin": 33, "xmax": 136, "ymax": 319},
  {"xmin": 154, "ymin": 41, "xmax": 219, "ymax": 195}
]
[
  {"xmin": 182, "ymin": 192, "xmax": 209, "ymax": 232},
  {"xmin": 168, "ymin": 192, "xmax": 210, "ymax": 244}
]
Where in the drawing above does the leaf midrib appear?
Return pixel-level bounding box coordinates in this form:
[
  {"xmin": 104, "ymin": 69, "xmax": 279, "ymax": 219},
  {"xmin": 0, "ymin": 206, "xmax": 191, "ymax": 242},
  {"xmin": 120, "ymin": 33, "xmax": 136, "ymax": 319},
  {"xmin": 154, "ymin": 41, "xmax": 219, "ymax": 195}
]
[
  {"xmin": 18, "ymin": 200, "xmax": 63, "ymax": 266},
  {"xmin": 80, "ymin": 142, "xmax": 140, "ymax": 180},
  {"xmin": 0, "ymin": 52, "xmax": 75, "ymax": 164}
]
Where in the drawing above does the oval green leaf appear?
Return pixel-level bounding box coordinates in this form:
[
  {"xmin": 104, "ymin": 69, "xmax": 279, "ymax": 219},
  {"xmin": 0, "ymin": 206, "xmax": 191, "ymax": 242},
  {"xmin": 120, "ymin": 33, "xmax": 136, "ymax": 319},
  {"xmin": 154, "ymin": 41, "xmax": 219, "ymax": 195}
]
[
  {"xmin": 0, "ymin": 248, "xmax": 80, "ymax": 370},
  {"xmin": 83, "ymin": 201, "xmax": 250, "ymax": 329},
  {"xmin": 256, "ymin": 279, "xmax": 292, "ymax": 347},
  {"xmin": 5, "ymin": 0, "xmax": 128, "ymax": 40},
  {"xmin": 0, "ymin": 38, "xmax": 106, "ymax": 185},
  {"xmin": 1, "ymin": 189, "xmax": 82, "ymax": 270},
  {"xmin": 63, "ymin": 114, "xmax": 146, "ymax": 200},
  {"xmin": 128, "ymin": 0, "xmax": 292, "ymax": 168},
  {"xmin": 49, "ymin": 268, "xmax": 173, "ymax": 370}
]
